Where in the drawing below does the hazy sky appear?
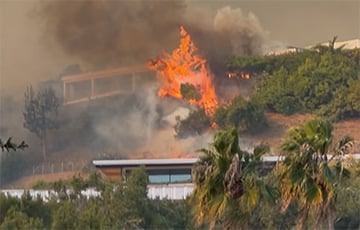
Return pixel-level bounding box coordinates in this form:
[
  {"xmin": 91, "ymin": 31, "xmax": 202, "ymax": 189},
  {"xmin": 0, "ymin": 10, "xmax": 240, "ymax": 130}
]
[
  {"xmin": 190, "ymin": 0, "xmax": 359, "ymax": 45},
  {"xmin": 0, "ymin": 0, "xmax": 359, "ymax": 97}
]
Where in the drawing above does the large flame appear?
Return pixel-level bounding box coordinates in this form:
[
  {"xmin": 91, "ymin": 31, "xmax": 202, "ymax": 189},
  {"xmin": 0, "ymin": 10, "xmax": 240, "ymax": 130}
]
[{"xmin": 148, "ymin": 26, "xmax": 218, "ymax": 114}]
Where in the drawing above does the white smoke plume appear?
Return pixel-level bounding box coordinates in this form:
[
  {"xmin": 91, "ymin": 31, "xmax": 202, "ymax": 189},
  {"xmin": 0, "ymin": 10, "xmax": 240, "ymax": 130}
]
[{"xmin": 214, "ymin": 6, "xmax": 267, "ymax": 56}]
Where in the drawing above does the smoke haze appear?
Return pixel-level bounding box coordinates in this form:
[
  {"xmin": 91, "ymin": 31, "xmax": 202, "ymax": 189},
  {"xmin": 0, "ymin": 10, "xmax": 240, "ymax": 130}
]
[
  {"xmin": 2, "ymin": 0, "xmax": 358, "ymax": 93},
  {"xmin": 38, "ymin": 0, "xmax": 266, "ymax": 71},
  {"xmin": 39, "ymin": 1, "xmax": 186, "ymax": 68},
  {"xmin": 1, "ymin": 0, "xmax": 359, "ymax": 160},
  {"xmin": 214, "ymin": 6, "xmax": 265, "ymax": 56}
]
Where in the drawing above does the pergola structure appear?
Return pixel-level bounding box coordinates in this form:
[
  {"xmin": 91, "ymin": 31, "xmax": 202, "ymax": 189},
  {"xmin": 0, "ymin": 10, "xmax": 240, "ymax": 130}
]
[{"xmin": 61, "ymin": 65, "xmax": 155, "ymax": 105}]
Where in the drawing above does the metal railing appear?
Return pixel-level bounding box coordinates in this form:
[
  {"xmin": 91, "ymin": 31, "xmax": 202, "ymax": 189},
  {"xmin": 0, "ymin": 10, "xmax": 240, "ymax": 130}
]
[{"xmin": 31, "ymin": 161, "xmax": 87, "ymax": 175}]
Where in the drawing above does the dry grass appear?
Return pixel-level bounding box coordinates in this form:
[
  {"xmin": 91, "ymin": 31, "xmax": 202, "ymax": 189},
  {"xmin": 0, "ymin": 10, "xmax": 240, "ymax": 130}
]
[
  {"xmin": 241, "ymin": 113, "xmax": 360, "ymax": 154},
  {"xmin": 333, "ymin": 119, "xmax": 360, "ymax": 142}
]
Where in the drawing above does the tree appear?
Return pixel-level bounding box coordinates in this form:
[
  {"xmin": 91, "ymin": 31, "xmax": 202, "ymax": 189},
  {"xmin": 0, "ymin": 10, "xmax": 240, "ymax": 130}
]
[
  {"xmin": 0, "ymin": 193, "xmax": 20, "ymax": 224},
  {"xmin": 334, "ymin": 163, "xmax": 360, "ymax": 230},
  {"xmin": 214, "ymin": 96, "xmax": 268, "ymax": 133},
  {"xmin": 119, "ymin": 166, "xmax": 149, "ymax": 229},
  {"xmin": 23, "ymin": 85, "xmax": 60, "ymax": 161},
  {"xmin": 51, "ymin": 201, "xmax": 78, "ymax": 230},
  {"xmin": 0, "ymin": 207, "xmax": 44, "ymax": 230},
  {"xmin": 234, "ymin": 39, "xmax": 360, "ymax": 121},
  {"xmin": 0, "ymin": 170, "xmax": 196, "ymax": 229},
  {"xmin": 277, "ymin": 119, "xmax": 359, "ymax": 230},
  {"xmin": 180, "ymin": 83, "xmax": 202, "ymax": 101},
  {"xmin": 227, "ymin": 49, "xmax": 318, "ymax": 76},
  {"xmin": 174, "ymin": 108, "xmax": 211, "ymax": 139},
  {"xmin": 345, "ymin": 75, "xmax": 360, "ymax": 118},
  {"xmin": 146, "ymin": 199, "xmax": 195, "ymax": 229},
  {"xmin": 77, "ymin": 199, "xmax": 103, "ymax": 230},
  {"xmin": 191, "ymin": 127, "xmax": 276, "ymax": 229}
]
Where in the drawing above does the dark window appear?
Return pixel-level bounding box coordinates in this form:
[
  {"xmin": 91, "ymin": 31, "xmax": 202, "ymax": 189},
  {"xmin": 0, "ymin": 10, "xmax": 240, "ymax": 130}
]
[
  {"xmin": 147, "ymin": 168, "xmax": 192, "ymax": 184},
  {"xmin": 170, "ymin": 169, "xmax": 192, "ymax": 183},
  {"xmin": 126, "ymin": 168, "xmax": 192, "ymax": 184}
]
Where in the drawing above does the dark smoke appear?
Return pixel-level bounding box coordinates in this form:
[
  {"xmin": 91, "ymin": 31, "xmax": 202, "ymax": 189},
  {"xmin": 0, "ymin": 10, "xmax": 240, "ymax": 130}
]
[
  {"xmin": 40, "ymin": 1, "xmax": 186, "ymax": 69},
  {"xmin": 37, "ymin": 1, "xmax": 267, "ymax": 157},
  {"xmin": 39, "ymin": 1, "xmax": 266, "ymax": 71}
]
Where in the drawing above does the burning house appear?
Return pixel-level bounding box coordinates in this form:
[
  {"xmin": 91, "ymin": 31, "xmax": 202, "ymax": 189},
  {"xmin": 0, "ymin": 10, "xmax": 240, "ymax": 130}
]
[
  {"xmin": 33, "ymin": 0, "xmax": 271, "ymax": 163},
  {"xmin": 44, "ymin": 23, "xmax": 262, "ymax": 161}
]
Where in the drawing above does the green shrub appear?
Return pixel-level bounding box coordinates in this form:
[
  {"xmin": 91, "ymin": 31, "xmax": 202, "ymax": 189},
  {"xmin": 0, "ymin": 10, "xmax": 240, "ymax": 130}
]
[{"xmin": 175, "ymin": 109, "xmax": 211, "ymax": 139}]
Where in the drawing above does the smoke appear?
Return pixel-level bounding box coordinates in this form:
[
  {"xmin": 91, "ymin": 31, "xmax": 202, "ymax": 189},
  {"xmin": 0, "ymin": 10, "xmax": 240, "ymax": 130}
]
[
  {"xmin": 185, "ymin": 5, "xmax": 267, "ymax": 82},
  {"xmin": 93, "ymin": 86, "xmax": 161, "ymax": 151},
  {"xmin": 35, "ymin": 1, "xmax": 268, "ymax": 158},
  {"xmin": 86, "ymin": 84, "xmax": 211, "ymax": 158},
  {"xmin": 39, "ymin": 1, "xmax": 266, "ymax": 70},
  {"xmin": 39, "ymin": 0, "xmax": 186, "ymax": 69},
  {"xmin": 213, "ymin": 6, "xmax": 265, "ymax": 56}
]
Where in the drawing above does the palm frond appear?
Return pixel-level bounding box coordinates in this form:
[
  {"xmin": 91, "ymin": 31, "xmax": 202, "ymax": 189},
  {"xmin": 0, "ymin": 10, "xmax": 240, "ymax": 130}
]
[
  {"xmin": 253, "ymin": 143, "xmax": 270, "ymax": 160},
  {"xmin": 290, "ymin": 164, "xmax": 306, "ymax": 185},
  {"xmin": 240, "ymin": 186, "xmax": 260, "ymax": 212},
  {"xmin": 338, "ymin": 139, "xmax": 359, "ymax": 156},
  {"xmin": 260, "ymin": 181, "xmax": 279, "ymax": 205},
  {"xmin": 320, "ymin": 162, "xmax": 335, "ymax": 182},
  {"xmin": 281, "ymin": 140, "xmax": 300, "ymax": 152},
  {"xmin": 304, "ymin": 175, "xmax": 322, "ymax": 205}
]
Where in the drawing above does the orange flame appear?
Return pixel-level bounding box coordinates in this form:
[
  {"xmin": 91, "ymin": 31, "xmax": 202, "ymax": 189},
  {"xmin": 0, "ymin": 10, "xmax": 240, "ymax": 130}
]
[
  {"xmin": 227, "ymin": 71, "xmax": 251, "ymax": 79},
  {"xmin": 148, "ymin": 26, "xmax": 218, "ymax": 115}
]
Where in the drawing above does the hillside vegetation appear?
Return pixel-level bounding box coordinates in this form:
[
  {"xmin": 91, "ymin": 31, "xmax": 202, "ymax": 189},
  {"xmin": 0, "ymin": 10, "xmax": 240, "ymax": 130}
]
[
  {"xmin": 2, "ymin": 40, "xmax": 360, "ymax": 188},
  {"xmin": 228, "ymin": 40, "xmax": 360, "ymax": 121},
  {"xmin": 177, "ymin": 41, "xmax": 360, "ymax": 138}
]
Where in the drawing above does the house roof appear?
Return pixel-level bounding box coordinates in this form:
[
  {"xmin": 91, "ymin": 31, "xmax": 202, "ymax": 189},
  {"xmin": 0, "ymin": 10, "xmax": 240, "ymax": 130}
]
[
  {"xmin": 93, "ymin": 158, "xmax": 199, "ymax": 167},
  {"xmin": 93, "ymin": 154, "xmax": 360, "ymax": 167},
  {"xmin": 92, "ymin": 156, "xmax": 285, "ymax": 168}
]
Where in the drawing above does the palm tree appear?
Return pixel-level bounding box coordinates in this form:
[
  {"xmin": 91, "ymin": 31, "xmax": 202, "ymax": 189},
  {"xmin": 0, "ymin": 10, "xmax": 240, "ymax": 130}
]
[
  {"xmin": 191, "ymin": 127, "xmax": 276, "ymax": 229},
  {"xmin": 277, "ymin": 119, "xmax": 359, "ymax": 230}
]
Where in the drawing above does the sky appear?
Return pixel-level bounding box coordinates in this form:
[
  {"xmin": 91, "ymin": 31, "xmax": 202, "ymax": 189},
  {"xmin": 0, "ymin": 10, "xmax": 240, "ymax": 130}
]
[
  {"xmin": 191, "ymin": 0, "xmax": 359, "ymax": 45},
  {"xmin": 0, "ymin": 0, "xmax": 359, "ymax": 97}
]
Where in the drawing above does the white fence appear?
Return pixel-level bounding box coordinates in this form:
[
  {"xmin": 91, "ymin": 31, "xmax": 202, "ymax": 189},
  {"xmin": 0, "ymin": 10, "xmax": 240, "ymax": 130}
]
[
  {"xmin": 148, "ymin": 183, "xmax": 194, "ymax": 200},
  {"xmin": 0, "ymin": 189, "xmax": 101, "ymax": 202},
  {"xmin": 1, "ymin": 183, "xmax": 194, "ymax": 201}
]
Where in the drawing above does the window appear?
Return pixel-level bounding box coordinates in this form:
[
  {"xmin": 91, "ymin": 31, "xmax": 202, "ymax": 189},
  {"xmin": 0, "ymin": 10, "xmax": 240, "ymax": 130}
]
[
  {"xmin": 170, "ymin": 169, "xmax": 191, "ymax": 183},
  {"xmin": 147, "ymin": 168, "xmax": 191, "ymax": 184}
]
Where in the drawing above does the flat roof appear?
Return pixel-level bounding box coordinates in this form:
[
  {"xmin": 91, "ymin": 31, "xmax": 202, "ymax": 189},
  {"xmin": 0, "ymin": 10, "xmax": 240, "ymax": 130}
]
[
  {"xmin": 93, "ymin": 153, "xmax": 360, "ymax": 167},
  {"xmin": 93, "ymin": 158, "xmax": 199, "ymax": 167},
  {"xmin": 92, "ymin": 156, "xmax": 285, "ymax": 167}
]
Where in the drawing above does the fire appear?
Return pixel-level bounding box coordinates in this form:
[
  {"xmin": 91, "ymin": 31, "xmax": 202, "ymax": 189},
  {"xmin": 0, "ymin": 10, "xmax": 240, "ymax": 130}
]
[
  {"xmin": 148, "ymin": 26, "xmax": 218, "ymax": 115},
  {"xmin": 227, "ymin": 71, "xmax": 251, "ymax": 79}
]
